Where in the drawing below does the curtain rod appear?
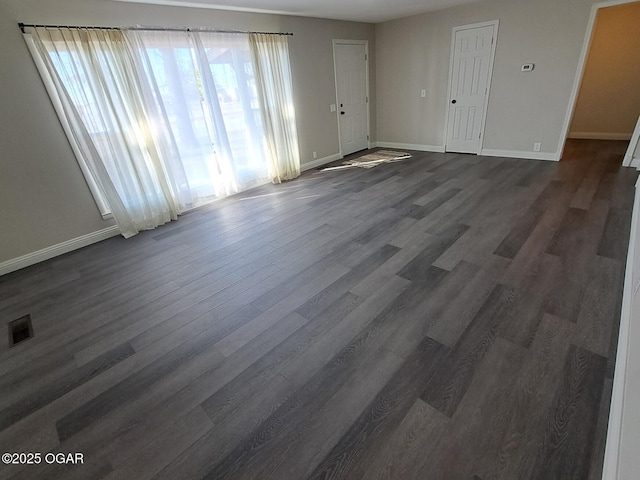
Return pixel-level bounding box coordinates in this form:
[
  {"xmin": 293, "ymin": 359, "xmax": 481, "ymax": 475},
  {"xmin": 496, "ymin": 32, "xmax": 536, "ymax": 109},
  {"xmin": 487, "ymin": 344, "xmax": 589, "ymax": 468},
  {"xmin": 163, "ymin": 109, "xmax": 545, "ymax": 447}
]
[{"xmin": 18, "ymin": 22, "xmax": 293, "ymax": 36}]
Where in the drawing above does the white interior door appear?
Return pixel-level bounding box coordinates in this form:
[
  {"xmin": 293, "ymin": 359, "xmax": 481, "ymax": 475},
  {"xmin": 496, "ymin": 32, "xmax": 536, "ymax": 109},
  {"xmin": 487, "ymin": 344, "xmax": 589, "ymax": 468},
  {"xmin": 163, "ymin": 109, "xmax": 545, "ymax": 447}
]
[
  {"xmin": 446, "ymin": 23, "xmax": 497, "ymax": 154},
  {"xmin": 334, "ymin": 42, "xmax": 369, "ymax": 156}
]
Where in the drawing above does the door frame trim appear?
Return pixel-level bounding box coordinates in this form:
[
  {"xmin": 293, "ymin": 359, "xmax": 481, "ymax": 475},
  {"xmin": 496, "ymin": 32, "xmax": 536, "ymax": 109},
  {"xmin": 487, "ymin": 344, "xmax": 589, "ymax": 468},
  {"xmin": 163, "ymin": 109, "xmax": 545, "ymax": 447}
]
[
  {"xmin": 444, "ymin": 19, "xmax": 499, "ymax": 154},
  {"xmin": 583, "ymin": 3, "xmax": 640, "ymax": 479},
  {"xmin": 623, "ymin": 114, "xmax": 640, "ymax": 168},
  {"xmin": 332, "ymin": 39, "xmax": 371, "ymax": 157}
]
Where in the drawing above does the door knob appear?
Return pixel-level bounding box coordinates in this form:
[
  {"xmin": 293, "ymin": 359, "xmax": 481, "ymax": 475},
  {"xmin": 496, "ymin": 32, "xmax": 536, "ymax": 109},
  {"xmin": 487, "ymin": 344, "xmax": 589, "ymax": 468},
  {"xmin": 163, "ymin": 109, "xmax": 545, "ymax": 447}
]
[
  {"xmin": 340, "ymin": 111, "xmax": 345, "ymax": 115},
  {"xmin": 451, "ymin": 99, "xmax": 457, "ymax": 104}
]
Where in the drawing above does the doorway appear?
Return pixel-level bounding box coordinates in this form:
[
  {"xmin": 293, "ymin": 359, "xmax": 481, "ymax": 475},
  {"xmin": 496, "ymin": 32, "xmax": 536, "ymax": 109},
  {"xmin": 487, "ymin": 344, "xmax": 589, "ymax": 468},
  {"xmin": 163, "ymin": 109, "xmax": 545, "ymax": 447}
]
[
  {"xmin": 558, "ymin": 0, "xmax": 640, "ymax": 163},
  {"xmin": 445, "ymin": 20, "xmax": 498, "ymax": 154},
  {"xmin": 333, "ymin": 40, "xmax": 370, "ymax": 156}
]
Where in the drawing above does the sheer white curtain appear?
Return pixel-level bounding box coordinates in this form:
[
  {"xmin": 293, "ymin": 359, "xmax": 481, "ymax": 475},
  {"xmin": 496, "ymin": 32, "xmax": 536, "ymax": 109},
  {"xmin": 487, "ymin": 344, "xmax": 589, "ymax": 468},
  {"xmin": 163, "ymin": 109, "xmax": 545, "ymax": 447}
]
[
  {"xmin": 249, "ymin": 34, "xmax": 300, "ymax": 183},
  {"xmin": 196, "ymin": 32, "xmax": 271, "ymax": 190},
  {"xmin": 29, "ymin": 27, "xmax": 180, "ymax": 238},
  {"xmin": 127, "ymin": 30, "xmax": 271, "ymax": 205},
  {"xmin": 27, "ymin": 27, "xmax": 301, "ymax": 238}
]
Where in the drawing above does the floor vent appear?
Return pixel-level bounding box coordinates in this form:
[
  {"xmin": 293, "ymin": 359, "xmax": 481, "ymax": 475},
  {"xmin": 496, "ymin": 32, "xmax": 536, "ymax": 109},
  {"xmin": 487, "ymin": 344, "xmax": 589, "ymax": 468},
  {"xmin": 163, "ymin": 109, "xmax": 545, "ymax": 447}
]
[{"xmin": 8, "ymin": 314, "xmax": 34, "ymax": 347}]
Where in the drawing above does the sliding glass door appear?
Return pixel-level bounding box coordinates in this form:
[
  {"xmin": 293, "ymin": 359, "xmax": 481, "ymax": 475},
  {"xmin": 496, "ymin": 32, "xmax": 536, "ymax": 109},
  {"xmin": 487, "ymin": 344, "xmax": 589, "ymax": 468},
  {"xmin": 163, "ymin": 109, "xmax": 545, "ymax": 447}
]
[{"xmin": 130, "ymin": 31, "xmax": 270, "ymax": 208}]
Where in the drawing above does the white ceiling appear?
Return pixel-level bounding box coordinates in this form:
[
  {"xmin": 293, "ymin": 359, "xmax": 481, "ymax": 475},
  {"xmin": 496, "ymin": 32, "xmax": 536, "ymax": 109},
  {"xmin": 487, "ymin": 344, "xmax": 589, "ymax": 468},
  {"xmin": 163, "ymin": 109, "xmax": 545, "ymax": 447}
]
[{"xmin": 114, "ymin": 0, "xmax": 485, "ymax": 23}]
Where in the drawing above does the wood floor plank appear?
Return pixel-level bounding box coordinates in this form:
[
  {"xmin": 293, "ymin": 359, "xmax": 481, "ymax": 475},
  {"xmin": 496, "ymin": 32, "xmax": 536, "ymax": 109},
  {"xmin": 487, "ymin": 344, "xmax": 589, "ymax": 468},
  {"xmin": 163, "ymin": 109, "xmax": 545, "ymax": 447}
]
[
  {"xmin": 544, "ymin": 201, "xmax": 610, "ymax": 322},
  {"xmin": 351, "ymin": 209, "xmax": 408, "ymax": 245},
  {"xmin": 96, "ymin": 311, "xmax": 310, "ymax": 471},
  {"xmin": 128, "ymin": 301, "xmax": 262, "ymax": 354},
  {"xmin": 598, "ymin": 206, "xmax": 633, "ymax": 260},
  {"xmin": 3, "ymin": 309, "xmax": 309, "ymax": 480},
  {"xmin": 0, "ymin": 424, "xmax": 59, "ymax": 480},
  {"xmin": 546, "ymin": 207, "xmax": 590, "ymax": 258},
  {"xmin": 588, "ymin": 376, "xmax": 614, "ymax": 480},
  {"xmin": 493, "ymin": 180, "xmax": 574, "ymax": 259},
  {"xmin": 0, "ymin": 280, "xmax": 181, "ymax": 373},
  {"xmin": 307, "ymin": 337, "xmax": 449, "ymax": 480},
  {"xmin": 497, "ymin": 291, "xmax": 546, "ymax": 349},
  {"xmin": 252, "ymin": 347, "xmax": 404, "ymax": 480},
  {"xmin": 214, "ymin": 266, "xmax": 348, "ymax": 357},
  {"xmin": 459, "ymin": 181, "xmax": 541, "ymax": 230},
  {"xmin": 571, "ymin": 176, "xmax": 601, "ymax": 210},
  {"xmin": 432, "ymin": 222, "xmax": 512, "ymax": 271},
  {"xmin": 200, "ymin": 293, "xmax": 361, "ymax": 427},
  {"xmin": 280, "ymin": 276, "xmax": 410, "ymax": 386},
  {"xmin": 477, "ymin": 313, "xmax": 575, "ymax": 480},
  {"xmin": 295, "ymin": 244, "xmax": 399, "ymax": 320},
  {"xmin": 385, "ymin": 260, "xmax": 480, "ymax": 358},
  {"xmin": 202, "ymin": 251, "xmax": 335, "ymax": 319},
  {"xmin": 390, "ymin": 178, "xmax": 441, "ymax": 209},
  {"xmin": 0, "ymin": 342, "xmax": 135, "ymax": 430},
  {"xmin": 413, "ymin": 182, "xmax": 465, "ymax": 207},
  {"xmin": 421, "ymin": 284, "xmax": 521, "ymax": 418},
  {"xmin": 527, "ymin": 345, "xmax": 607, "ymax": 480},
  {"xmin": 199, "ymin": 270, "xmax": 446, "ymax": 480},
  {"xmin": 154, "ymin": 373, "xmax": 295, "ymax": 480},
  {"xmin": 56, "ymin": 332, "xmax": 225, "ymax": 441},
  {"xmin": 0, "ymin": 317, "xmax": 234, "ymax": 460},
  {"xmin": 547, "ymin": 199, "xmax": 610, "ymax": 260},
  {"xmin": 350, "ymin": 233, "xmax": 439, "ymax": 297},
  {"xmin": 360, "ymin": 399, "xmax": 449, "ymax": 480},
  {"xmin": 419, "ymin": 179, "xmax": 488, "ymax": 232},
  {"xmin": 250, "ymin": 254, "xmax": 348, "ymax": 313},
  {"xmin": 396, "ymin": 188, "xmax": 462, "ymax": 220},
  {"xmin": 499, "ymin": 198, "xmax": 570, "ymax": 293},
  {"xmin": 427, "ymin": 255, "xmax": 509, "ymax": 347},
  {"xmin": 71, "ymin": 272, "xmax": 250, "ymax": 366},
  {"xmin": 199, "ymin": 339, "xmax": 403, "ymax": 480},
  {"xmin": 417, "ymin": 338, "xmax": 528, "ymax": 480},
  {"xmin": 516, "ymin": 160, "xmax": 555, "ymax": 188},
  {"xmin": 103, "ymin": 406, "xmax": 213, "ymax": 480},
  {"xmin": 572, "ymin": 255, "xmax": 623, "ymax": 357},
  {"xmin": 396, "ymin": 222, "xmax": 469, "ymax": 281}
]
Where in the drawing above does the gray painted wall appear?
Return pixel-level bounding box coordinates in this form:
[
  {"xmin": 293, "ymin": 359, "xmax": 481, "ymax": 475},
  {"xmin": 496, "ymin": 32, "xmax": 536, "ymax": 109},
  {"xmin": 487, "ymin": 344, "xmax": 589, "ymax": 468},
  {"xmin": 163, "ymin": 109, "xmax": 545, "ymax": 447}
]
[
  {"xmin": 0, "ymin": 0, "xmax": 375, "ymax": 263},
  {"xmin": 375, "ymin": 0, "xmax": 597, "ymax": 155}
]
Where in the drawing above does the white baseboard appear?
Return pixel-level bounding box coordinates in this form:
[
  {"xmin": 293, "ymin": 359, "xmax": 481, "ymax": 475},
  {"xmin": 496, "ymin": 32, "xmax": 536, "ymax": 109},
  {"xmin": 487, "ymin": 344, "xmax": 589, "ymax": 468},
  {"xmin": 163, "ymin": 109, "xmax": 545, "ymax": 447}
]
[
  {"xmin": 0, "ymin": 226, "xmax": 120, "ymax": 276},
  {"xmin": 481, "ymin": 149, "xmax": 559, "ymax": 162},
  {"xmin": 373, "ymin": 142, "xmax": 446, "ymax": 153},
  {"xmin": 568, "ymin": 132, "xmax": 632, "ymax": 141},
  {"xmin": 301, "ymin": 153, "xmax": 343, "ymax": 172}
]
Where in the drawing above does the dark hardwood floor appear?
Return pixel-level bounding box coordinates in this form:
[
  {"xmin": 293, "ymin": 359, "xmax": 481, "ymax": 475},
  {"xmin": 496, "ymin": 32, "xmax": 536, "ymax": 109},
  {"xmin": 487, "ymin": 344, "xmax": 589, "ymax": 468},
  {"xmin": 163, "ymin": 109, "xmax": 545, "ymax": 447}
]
[{"xmin": 0, "ymin": 139, "xmax": 636, "ymax": 479}]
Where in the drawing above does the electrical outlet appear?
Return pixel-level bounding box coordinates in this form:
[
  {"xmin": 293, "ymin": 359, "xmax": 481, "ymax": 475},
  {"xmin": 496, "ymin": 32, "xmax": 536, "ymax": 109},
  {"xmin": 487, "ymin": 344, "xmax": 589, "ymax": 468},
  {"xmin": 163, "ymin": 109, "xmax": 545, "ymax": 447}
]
[
  {"xmin": 313, "ymin": 151, "xmax": 318, "ymax": 159},
  {"xmin": 330, "ymin": 104, "xmax": 336, "ymax": 112},
  {"xmin": 533, "ymin": 142, "xmax": 541, "ymax": 152},
  {"xmin": 420, "ymin": 89, "xmax": 426, "ymax": 98}
]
